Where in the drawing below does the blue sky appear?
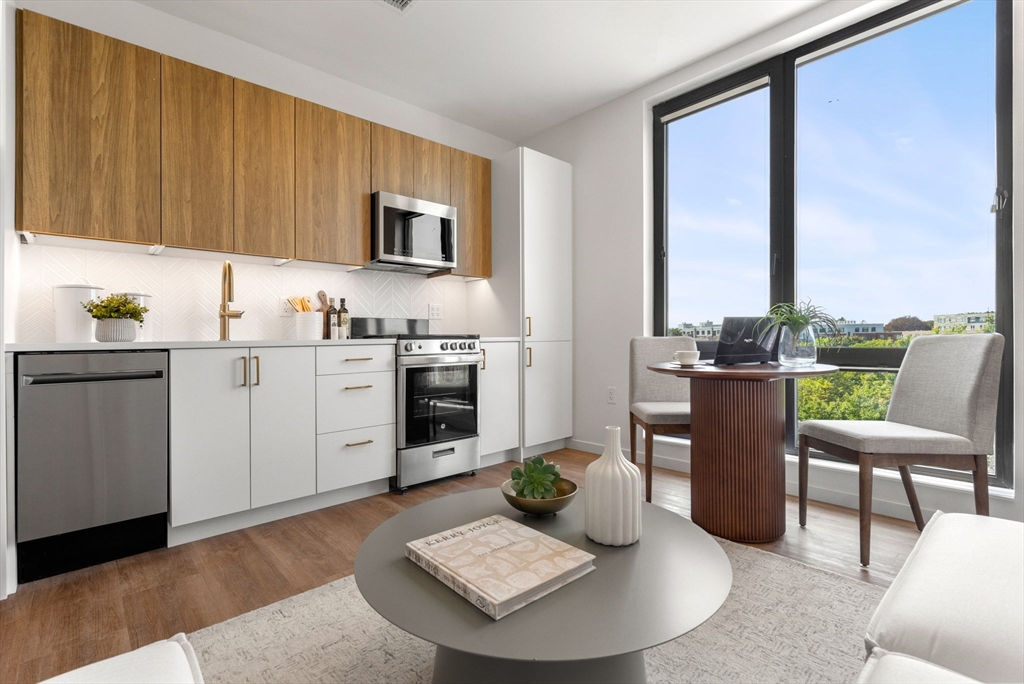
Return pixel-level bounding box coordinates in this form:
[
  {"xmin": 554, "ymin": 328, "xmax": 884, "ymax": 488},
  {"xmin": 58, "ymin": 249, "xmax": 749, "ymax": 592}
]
[{"xmin": 666, "ymin": 0, "xmax": 996, "ymax": 328}]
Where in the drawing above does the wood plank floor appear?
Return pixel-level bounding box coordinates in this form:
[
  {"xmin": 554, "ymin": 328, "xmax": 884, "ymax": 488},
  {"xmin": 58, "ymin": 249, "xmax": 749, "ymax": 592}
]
[{"xmin": 0, "ymin": 448, "xmax": 919, "ymax": 682}]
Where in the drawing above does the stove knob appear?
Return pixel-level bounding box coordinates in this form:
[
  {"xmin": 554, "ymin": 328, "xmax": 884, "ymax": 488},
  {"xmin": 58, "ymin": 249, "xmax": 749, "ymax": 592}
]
[
  {"xmin": 468, "ymin": 342, "xmax": 476, "ymax": 350},
  {"xmin": 440, "ymin": 342, "xmax": 449, "ymax": 351},
  {"xmin": 459, "ymin": 342, "xmax": 467, "ymax": 350},
  {"xmin": 404, "ymin": 342, "xmax": 414, "ymax": 352}
]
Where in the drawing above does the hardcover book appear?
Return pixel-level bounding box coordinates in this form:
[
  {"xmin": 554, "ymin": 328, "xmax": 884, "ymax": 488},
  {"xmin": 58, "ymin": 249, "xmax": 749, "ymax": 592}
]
[{"xmin": 405, "ymin": 514, "xmax": 596, "ymax": 620}]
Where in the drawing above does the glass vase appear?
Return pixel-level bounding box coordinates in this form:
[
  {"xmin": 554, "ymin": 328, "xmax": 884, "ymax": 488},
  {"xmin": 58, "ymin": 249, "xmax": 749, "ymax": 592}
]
[{"xmin": 778, "ymin": 325, "xmax": 817, "ymax": 367}]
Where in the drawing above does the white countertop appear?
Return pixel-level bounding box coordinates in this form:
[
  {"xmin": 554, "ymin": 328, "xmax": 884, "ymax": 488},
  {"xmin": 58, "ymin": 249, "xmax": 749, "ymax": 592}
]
[
  {"xmin": 479, "ymin": 337, "xmax": 520, "ymax": 343},
  {"xmin": 5, "ymin": 338, "xmax": 397, "ymax": 353}
]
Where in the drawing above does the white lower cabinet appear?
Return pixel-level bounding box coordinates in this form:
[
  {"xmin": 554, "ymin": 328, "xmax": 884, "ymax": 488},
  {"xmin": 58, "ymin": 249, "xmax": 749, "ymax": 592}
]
[
  {"xmin": 317, "ymin": 424, "xmax": 396, "ymax": 493},
  {"xmin": 170, "ymin": 348, "xmax": 252, "ymax": 527},
  {"xmin": 316, "ymin": 371, "xmax": 395, "ymax": 434},
  {"xmin": 480, "ymin": 342, "xmax": 520, "ymax": 455},
  {"xmin": 524, "ymin": 340, "xmax": 572, "ymax": 448},
  {"xmin": 170, "ymin": 346, "xmax": 317, "ymax": 527},
  {"xmin": 250, "ymin": 347, "xmax": 316, "ymax": 509}
]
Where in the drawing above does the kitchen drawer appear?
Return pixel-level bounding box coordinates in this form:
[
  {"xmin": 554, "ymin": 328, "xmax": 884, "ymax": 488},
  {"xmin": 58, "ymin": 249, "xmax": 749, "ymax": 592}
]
[
  {"xmin": 317, "ymin": 345, "xmax": 395, "ymax": 375},
  {"xmin": 317, "ymin": 371, "xmax": 395, "ymax": 433},
  {"xmin": 318, "ymin": 424, "xmax": 396, "ymax": 493}
]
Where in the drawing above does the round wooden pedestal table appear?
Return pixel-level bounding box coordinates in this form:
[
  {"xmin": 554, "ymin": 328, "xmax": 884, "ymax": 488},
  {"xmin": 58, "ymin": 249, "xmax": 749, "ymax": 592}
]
[
  {"xmin": 647, "ymin": 362, "xmax": 838, "ymax": 543},
  {"xmin": 355, "ymin": 488, "xmax": 732, "ymax": 684}
]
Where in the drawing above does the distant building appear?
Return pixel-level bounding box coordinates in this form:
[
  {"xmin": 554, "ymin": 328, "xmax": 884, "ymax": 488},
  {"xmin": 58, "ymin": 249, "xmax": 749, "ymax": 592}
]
[
  {"xmin": 933, "ymin": 311, "xmax": 994, "ymax": 333},
  {"xmin": 676, "ymin": 320, "xmax": 722, "ymax": 339},
  {"xmin": 833, "ymin": 318, "xmax": 885, "ymax": 336}
]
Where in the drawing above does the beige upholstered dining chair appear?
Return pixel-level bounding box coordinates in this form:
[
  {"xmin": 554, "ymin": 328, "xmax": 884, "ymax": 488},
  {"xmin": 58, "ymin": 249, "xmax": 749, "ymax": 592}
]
[
  {"xmin": 798, "ymin": 333, "xmax": 1004, "ymax": 567},
  {"xmin": 629, "ymin": 336, "xmax": 697, "ymax": 503}
]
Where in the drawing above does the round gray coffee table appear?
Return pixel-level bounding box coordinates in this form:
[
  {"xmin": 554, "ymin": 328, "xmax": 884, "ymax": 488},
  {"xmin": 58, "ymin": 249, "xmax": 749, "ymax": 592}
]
[{"xmin": 354, "ymin": 488, "xmax": 732, "ymax": 684}]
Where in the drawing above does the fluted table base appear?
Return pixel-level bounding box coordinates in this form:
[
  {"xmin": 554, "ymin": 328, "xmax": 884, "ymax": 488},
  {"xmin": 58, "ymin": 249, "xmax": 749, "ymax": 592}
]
[{"xmin": 689, "ymin": 378, "xmax": 787, "ymax": 542}]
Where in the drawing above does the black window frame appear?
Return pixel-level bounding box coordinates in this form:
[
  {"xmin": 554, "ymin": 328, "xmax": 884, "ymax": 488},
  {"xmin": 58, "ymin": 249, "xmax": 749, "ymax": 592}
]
[{"xmin": 653, "ymin": 0, "xmax": 1014, "ymax": 488}]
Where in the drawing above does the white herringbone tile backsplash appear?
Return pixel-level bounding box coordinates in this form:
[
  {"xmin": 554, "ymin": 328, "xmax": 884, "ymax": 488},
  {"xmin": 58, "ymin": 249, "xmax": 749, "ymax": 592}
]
[{"xmin": 16, "ymin": 245, "xmax": 469, "ymax": 342}]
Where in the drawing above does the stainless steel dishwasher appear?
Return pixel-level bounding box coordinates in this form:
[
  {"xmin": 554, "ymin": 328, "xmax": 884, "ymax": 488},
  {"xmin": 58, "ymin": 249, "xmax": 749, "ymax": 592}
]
[{"xmin": 16, "ymin": 351, "xmax": 169, "ymax": 581}]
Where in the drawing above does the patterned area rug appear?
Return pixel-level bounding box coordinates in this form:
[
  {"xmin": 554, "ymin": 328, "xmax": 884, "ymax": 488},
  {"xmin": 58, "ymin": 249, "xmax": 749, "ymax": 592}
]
[{"xmin": 190, "ymin": 540, "xmax": 883, "ymax": 683}]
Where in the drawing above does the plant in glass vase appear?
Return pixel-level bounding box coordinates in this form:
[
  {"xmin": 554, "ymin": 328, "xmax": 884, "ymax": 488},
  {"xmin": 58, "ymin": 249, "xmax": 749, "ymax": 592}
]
[{"xmin": 759, "ymin": 300, "xmax": 839, "ymax": 367}]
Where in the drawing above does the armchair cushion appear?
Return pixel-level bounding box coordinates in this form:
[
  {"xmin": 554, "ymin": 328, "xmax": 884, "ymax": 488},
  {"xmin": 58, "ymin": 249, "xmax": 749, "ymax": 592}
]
[
  {"xmin": 865, "ymin": 512, "xmax": 1024, "ymax": 683},
  {"xmin": 799, "ymin": 419, "xmax": 974, "ymax": 455},
  {"xmin": 42, "ymin": 633, "xmax": 204, "ymax": 684},
  {"xmin": 856, "ymin": 649, "xmax": 979, "ymax": 684},
  {"xmin": 630, "ymin": 401, "xmax": 690, "ymax": 426}
]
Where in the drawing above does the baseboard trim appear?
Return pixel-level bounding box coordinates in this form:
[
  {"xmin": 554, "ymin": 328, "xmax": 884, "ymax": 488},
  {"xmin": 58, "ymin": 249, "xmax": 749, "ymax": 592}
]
[{"xmin": 167, "ymin": 480, "xmax": 389, "ymax": 547}]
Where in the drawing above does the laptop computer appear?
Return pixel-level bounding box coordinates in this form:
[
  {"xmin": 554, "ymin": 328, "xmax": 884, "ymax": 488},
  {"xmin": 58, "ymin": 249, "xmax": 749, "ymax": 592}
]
[{"xmin": 713, "ymin": 316, "xmax": 779, "ymax": 365}]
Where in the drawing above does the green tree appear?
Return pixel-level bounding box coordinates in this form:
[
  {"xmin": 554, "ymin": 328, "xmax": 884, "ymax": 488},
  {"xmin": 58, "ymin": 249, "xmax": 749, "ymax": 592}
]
[
  {"xmin": 885, "ymin": 315, "xmax": 930, "ymax": 332},
  {"xmin": 798, "ymin": 372, "xmax": 896, "ymax": 421}
]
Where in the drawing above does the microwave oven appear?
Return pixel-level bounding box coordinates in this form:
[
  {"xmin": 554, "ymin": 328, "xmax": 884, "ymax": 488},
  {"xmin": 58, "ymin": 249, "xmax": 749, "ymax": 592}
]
[{"xmin": 370, "ymin": 191, "xmax": 457, "ymax": 274}]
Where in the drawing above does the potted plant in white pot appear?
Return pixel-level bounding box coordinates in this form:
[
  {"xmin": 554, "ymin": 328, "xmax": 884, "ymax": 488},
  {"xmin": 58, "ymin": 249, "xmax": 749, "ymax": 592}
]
[
  {"xmin": 759, "ymin": 300, "xmax": 839, "ymax": 367},
  {"xmin": 82, "ymin": 293, "xmax": 149, "ymax": 343}
]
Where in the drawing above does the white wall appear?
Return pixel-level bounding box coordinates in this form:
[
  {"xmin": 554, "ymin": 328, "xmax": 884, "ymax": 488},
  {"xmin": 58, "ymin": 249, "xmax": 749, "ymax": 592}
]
[{"xmin": 523, "ymin": 0, "xmax": 1024, "ymax": 524}]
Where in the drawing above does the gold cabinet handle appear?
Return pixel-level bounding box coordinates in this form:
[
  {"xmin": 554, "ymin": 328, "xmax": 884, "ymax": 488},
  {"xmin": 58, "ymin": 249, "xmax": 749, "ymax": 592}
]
[
  {"xmin": 253, "ymin": 355, "xmax": 261, "ymax": 386},
  {"xmin": 241, "ymin": 356, "xmax": 248, "ymax": 386},
  {"xmin": 345, "ymin": 357, "xmax": 373, "ymax": 362},
  {"xmin": 345, "ymin": 439, "xmax": 374, "ymax": 447},
  {"xmin": 481, "ymin": 348, "xmax": 487, "ymax": 370},
  {"xmin": 526, "ymin": 346, "xmax": 533, "ymax": 368},
  {"xmin": 526, "ymin": 316, "xmax": 532, "ymax": 337},
  {"xmin": 344, "ymin": 384, "xmax": 373, "ymax": 390}
]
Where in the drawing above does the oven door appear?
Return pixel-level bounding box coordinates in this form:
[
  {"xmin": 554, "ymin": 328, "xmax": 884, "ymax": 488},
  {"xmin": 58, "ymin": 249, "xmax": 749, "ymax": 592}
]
[{"xmin": 398, "ymin": 356, "xmax": 479, "ymax": 449}]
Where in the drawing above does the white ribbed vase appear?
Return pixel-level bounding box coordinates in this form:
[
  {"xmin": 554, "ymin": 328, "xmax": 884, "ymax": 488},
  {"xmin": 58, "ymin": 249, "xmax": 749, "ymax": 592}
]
[{"xmin": 585, "ymin": 426, "xmax": 642, "ymax": 546}]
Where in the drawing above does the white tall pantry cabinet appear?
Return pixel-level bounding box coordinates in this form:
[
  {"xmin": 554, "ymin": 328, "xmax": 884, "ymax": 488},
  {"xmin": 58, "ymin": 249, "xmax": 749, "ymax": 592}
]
[{"xmin": 469, "ymin": 147, "xmax": 573, "ymax": 456}]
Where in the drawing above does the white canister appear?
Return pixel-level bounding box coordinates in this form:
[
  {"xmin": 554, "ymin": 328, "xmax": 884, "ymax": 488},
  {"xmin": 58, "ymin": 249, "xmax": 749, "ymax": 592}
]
[
  {"xmin": 122, "ymin": 292, "xmax": 152, "ymax": 342},
  {"xmin": 294, "ymin": 311, "xmax": 322, "ymax": 341},
  {"xmin": 54, "ymin": 283, "xmax": 104, "ymax": 343},
  {"xmin": 585, "ymin": 426, "xmax": 642, "ymax": 546}
]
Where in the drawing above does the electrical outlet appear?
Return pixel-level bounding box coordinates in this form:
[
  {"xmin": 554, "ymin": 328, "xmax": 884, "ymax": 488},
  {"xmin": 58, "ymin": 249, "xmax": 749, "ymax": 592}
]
[
  {"xmin": 279, "ymin": 298, "xmax": 294, "ymax": 317},
  {"xmin": 429, "ymin": 303, "xmax": 443, "ymax": 320},
  {"xmin": 607, "ymin": 387, "xmax": 616, "ymax": 404}
]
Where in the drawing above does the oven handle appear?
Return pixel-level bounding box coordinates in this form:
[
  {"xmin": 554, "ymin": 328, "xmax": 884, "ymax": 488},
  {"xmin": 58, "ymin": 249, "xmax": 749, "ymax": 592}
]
[{"xmin": 398, "ymin": 354, "xmax": 483, "ymax": 367}]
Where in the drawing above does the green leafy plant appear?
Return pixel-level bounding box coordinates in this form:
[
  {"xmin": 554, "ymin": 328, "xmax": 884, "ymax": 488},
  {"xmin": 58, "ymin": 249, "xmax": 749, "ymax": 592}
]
[
  {"xmin": 759, "ymin": 300, "xmax": 839, "ymax": 337},
  {"xmin": 82, "ymin": 293, "xmax": 148, "ymax": 325},
  {"xmin": 510, "ymin": 456, "xmax": 561, "ymax": 499}
]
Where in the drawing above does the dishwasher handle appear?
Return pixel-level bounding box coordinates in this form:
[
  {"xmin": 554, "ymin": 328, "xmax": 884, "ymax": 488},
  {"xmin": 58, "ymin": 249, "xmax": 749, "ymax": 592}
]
[{"xmin": 23, "ymin": 369, "xmax": 165, "ymax": 386}]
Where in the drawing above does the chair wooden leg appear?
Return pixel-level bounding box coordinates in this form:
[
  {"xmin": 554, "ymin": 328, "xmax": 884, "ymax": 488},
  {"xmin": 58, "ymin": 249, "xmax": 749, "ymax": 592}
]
[
  {"xmin": 858, "ymin": 456, "xmax": 873, "ymax": 567},
  {"xmin": 798, "ymin": 436, "xmax": 809, "ymax": 527},
  {"xmin": 898, "ymin": 466, "xmax": 925, "ymax": 532},
  {"xmin": 973, "ymin": 454, "xmax": 990, "ymax": 516},
  {"xmin": 629, "ymin": 414, "xmax": 637, "ymax": 464},
  {"xmin": 644, "ymin": 426, "xmax": 654, "ymax": 503}
]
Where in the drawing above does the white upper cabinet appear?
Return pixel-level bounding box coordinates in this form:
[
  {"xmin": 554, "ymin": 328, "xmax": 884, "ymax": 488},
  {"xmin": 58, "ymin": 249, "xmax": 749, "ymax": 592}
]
[
  {"xmin": 480, "ymin": 342, "xmax": 520, "ymax": 455},
  {"xmin": 522, "ymin": 148, "xmax": 573, "ymax": 343},
  {"xmin": 250, "ymin": 347, "xmax": 317, "ymax": 509},
  {"xmin": 170, "ymin": 348, "xmax": 251, "ymax": 527}
]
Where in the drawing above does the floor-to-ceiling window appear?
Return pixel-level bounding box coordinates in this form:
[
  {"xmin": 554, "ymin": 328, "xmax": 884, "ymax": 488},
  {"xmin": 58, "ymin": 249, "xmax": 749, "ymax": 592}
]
[{"xmin": 654, "ymin": 0, "xmax": 1014, "ymax": 486}]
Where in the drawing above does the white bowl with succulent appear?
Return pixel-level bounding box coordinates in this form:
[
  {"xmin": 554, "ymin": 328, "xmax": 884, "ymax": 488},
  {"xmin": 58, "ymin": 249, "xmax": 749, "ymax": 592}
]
[{"xmin": 82, "ymin": 293, "xmax": 149, "ymax": 343}]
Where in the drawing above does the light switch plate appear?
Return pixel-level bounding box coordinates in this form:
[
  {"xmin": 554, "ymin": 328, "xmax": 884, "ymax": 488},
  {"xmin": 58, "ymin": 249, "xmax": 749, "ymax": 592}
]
[{"xmin": 429, "ymin": 303, "xmax": 443, "ymax": 320}]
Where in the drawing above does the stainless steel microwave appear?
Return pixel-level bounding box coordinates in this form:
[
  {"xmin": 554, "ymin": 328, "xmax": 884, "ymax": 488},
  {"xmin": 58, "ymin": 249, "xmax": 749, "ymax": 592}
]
[{"xmin": 370, "ymin": 191, "xmax": 457, "ymax": 274}]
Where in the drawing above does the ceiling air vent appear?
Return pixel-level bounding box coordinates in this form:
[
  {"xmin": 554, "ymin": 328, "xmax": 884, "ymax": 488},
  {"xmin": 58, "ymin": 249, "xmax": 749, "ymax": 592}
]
[{"xmin": 378, "ymin": 0, "xmax": 417, "ymax": 14}]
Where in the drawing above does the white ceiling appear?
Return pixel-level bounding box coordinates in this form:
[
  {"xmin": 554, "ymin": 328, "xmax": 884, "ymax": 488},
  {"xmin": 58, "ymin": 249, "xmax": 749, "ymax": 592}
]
[{"xmin": 138, "ymin": 0, "xmax": 826, "ymax": 142}]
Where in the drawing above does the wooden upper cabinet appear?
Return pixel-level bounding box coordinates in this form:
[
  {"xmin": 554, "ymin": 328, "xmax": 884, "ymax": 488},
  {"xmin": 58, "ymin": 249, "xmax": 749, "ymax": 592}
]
[
  {"xmin": 371, "ymin": 123, "xmax": 415, "ymax": 197},
  {"xmin": 451, "ymin": 150, "xmax": 492, "ymax": 278},
  {"xmin": 295, "ymin": 100, "xmax": 371, "ymax": 266},
  {"xmin": 415, "ymin": 138, "xmax": 451, "ymax": 206},
  {"xmin": 234, "ymin": 79, "xmax": 295, "ymax": 259},
  {"xmin": 17, "ymin": 11, "xmax": 160, "ymax": 243},
  {"xmin": 161, "ymin": 56, "xmax": 234, "ymax": 252}
]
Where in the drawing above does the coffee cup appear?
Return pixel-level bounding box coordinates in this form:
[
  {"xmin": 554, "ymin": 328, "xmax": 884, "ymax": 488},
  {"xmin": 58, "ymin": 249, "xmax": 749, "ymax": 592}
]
[{"xmin": 673, "ymin": 350, "xmax": 700, "ymax": 365}]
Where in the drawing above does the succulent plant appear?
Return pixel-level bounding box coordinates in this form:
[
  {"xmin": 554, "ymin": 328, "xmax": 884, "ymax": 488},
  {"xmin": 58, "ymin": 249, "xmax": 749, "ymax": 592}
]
[
  {"xmin": 82, "ymin": 293, "xmax": 149, "ymax": 325},
  {"xmin": 510, "ymin": 456, "xmax": 561, "ymax": 499}
]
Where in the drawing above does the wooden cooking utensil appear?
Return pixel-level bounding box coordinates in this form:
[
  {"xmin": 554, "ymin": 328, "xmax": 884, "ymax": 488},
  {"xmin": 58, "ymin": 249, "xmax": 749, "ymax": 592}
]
[{"xmin": 317, "ymin": 290, "xmax": 329, "ymax": 313}]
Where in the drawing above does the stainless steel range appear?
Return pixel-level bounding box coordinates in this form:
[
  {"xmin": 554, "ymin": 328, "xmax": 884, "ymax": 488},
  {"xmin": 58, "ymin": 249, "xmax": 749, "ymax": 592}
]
[
  {"xmin": 352, "ymin": 318, "xmax": 482, "ymax": 492},
  {"xmin": 394, "ymin": 334, "xmax": 482, "ymax": 491}
]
